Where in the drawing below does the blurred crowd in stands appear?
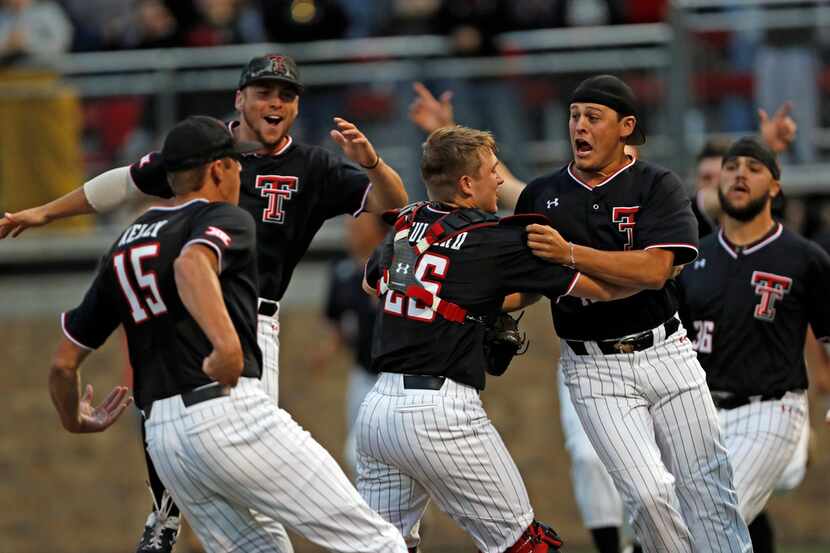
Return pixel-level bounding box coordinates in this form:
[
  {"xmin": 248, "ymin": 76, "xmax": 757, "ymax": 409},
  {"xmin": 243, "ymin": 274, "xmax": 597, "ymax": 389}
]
[{"xmin": 0, "ymin": 1, "xmax": 668, "ymax": 56}]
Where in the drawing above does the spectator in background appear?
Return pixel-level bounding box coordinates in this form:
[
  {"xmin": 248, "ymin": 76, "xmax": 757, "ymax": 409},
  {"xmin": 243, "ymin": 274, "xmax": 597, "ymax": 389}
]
[
  {"xmin": 117, "ymin": 0, "xmax": 181, "ymax": 50},
  {"xmin": 183, "ymin": 0, "xmax": 265, "ymax": 47},
  {"xmin": 0, "ymin": 0, "xmax": 72, "ymax": 64},
  {"xmin": 312, "ymin": 214, "xmax": 387, "ymax": 476},
  {"xmin": 60, "ymin": 0, "xmax": 132, "ymax": 51},
  {"xmin": 258, "ymin": 0, "xmax": 349, "ymax": 43}
]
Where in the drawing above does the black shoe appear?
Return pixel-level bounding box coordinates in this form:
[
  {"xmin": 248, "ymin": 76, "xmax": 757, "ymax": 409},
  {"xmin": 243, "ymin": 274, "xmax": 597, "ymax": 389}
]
[{"xmin": 136, "ymin": 489, "xmax": 181, "ymax": 553}]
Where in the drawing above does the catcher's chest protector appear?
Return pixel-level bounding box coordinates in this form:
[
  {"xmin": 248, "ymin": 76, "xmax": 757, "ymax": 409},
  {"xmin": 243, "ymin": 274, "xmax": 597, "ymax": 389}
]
[{"xmin": 378, "ymin": 203, "xmax": 498, "ymax": 324}]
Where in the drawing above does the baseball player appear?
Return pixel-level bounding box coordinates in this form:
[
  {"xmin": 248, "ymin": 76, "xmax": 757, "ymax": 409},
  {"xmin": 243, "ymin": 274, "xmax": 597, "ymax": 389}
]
[
  {"xmin": 676, "ymin": 137, "xmax": 830, "ymax": 553},
  {"xmin": 359, "ymin": 125, "xmax": 648, "ymax": 553},
  {"xmin": 48, "ymin": 115, "xmax": 409, "ymax": 553},
  {"xmin": 2, "ymin": 54, "xmax": 408, "ymax": 552},
  {"xmin": 512, "ymin": 75, "xmax": 751, "ymax": 552}
]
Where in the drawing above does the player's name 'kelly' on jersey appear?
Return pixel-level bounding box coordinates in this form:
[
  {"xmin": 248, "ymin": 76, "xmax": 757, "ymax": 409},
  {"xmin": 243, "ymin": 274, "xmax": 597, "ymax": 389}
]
[
  {"xmin": 61, "ymin": 199, "xmax": 262, "ymax": 410},
  {"xmin": 515, "ymin": 159, "xmax": 699, "ymax": 341},
  {"xmin": 676, "ymin": 223, "xmax": 830, "ymax": 397},
  {"xmin": 366, "ymin": 204, "xmax": 578, "ymax": 390},
  {"xmin": 130, "ymin": 126, "xmax": 371, "ymax": 302}
]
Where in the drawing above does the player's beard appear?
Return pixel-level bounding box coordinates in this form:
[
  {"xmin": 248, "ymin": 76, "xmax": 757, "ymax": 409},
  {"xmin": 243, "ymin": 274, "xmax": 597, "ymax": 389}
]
[
  {"xmin": 241, "ymin": 111, "xmax": 283, "ymax": 151},
  {"xmin": 718, "ymin": 187, "xmax": 770, "ymax": 222}
]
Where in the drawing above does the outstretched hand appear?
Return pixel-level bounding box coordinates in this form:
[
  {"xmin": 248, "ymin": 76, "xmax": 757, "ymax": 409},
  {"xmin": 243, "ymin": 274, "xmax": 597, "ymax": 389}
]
[
  {"xmin": 77, "ymin": 384, "xmax": 133, "ymax": 433},
  {"xmin": 758, "ymin": 101, "xmax": 797, "ymax": 154},
  {"xmin": 409, "ymin": 82, "xmax": 455, "ymax": 134},
  {"xmin": 330, "ymin": 117, "xmax": 381, "ymax": 169},
  {"xmin": 0, "ymin": 207, "xmax": 49, "ymax": 239}
]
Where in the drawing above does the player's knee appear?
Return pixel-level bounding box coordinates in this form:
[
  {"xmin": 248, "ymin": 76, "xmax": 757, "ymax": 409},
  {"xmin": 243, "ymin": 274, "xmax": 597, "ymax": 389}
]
[
  {"xmin": 627, "ymin": 479, "xmax": 674, "ymax": 520},
  {"xmin": 499, "ymin": 520, "xmax": 563, "ymax": 553}
]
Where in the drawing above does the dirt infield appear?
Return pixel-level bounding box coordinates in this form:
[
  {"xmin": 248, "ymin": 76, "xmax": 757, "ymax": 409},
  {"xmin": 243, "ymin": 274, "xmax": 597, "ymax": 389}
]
[{"xmin": 3, "ymin": 303, "xmax": 828, "ymax": 552}]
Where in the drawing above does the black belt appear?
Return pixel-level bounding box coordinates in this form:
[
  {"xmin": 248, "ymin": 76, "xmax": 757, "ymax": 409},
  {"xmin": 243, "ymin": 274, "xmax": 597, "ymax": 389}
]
[
  {"xmin": 143, "ymin": 383, "xmax": 231, "ymax": 419},
  {"xmin": 710, "ymin": 390, "xmax": 790, "ymax": 410},
  {"xmin": 258, "ymin": 301, "xmax": 279, "ymax": 317},
  {"xmin": 566, "ymin": 318, "xmax": 680, "ymax": 356},
  {"xmin": 403, "ymin": 374, "xmax": 445, "ymax": 390}
]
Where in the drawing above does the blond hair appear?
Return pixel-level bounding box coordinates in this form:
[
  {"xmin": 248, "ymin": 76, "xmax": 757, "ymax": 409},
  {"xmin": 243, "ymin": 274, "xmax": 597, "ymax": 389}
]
[{"xmin": 420, "ymin": 126, "xmax": 497, "ymax": 202}]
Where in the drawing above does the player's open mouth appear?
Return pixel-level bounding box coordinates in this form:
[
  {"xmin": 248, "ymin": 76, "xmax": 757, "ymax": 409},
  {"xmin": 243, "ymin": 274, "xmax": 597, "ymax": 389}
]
[
  {"xmin": 574, "ymin": 139, "xmax": 593, "ymax": 156},
  {"xmin": 264, "ymin": 115, "xmax": 282, "ymax": 126},
  {"xmin": 729, "ymin": 182, "xmax": 750, "ymax": 194}
]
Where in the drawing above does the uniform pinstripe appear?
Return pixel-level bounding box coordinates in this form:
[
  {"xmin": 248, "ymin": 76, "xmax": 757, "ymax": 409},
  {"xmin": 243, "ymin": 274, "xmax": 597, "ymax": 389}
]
[
  {"xmin": 356, "ymin": 373, "xmax": 534, "ymax": 553},
  {"xmin": 557, "ymin": 366, "xmax": 624, "ymax": 529},
  {"xmin": 720, "ymin": 391, "xmax": 807, "ymax": 522},
  {"xmin": 144, "ymin": 377, "xmax": 408, "ymax": 553},
  {"xmin": 560, "ymin": 319, "xmax": 752, "ymax": 553},
  {"xmin": 775, "ymin": 405, "xmax": 810, "ymax": 491},
  {"xmin": 258, "ymin": 306, "xmax": 281, "ymax": 403}
]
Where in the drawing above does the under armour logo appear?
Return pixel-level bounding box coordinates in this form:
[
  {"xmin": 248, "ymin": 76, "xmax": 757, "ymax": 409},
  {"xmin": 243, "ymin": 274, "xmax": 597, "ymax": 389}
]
[
  {"xmin": 396, "ymin": 263, "xmax": 410, "ymax": 274},
  {"xmin": 547, "ymin": 198, "xmax": 559, "ymax": 209},
  {"xmin": 205, "ymin": 226, "xmax": 232, "ymax": 247},
  {"xmin": 694, "ymin": 258, "xmax": 706, "ymax": 270}
]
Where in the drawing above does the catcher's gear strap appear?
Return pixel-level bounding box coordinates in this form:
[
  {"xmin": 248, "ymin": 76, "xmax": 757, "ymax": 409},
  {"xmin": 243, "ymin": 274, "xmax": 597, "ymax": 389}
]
[{"xmin": 378, "ymin": 204, "xmax": 498, "ymax": 324}]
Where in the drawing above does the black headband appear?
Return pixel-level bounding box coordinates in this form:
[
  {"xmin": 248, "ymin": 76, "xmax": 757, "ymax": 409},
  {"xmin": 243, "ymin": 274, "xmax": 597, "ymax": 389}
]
[{"xmin": 723, "ymin": 137, "xmax": 781, "ymax": 180}]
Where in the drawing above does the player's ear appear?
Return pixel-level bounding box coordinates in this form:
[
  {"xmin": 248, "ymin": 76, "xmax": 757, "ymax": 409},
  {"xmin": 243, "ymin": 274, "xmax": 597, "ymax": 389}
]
[
  {"xmin": 769, "ymin": 178, "xmax": 781, "ymax": 198},
  {"xmin": 620, "ymin": 115, "xmax": 636, "ymax": 142},
  {"xmin": 457, "ymin": 174, "xmax": 473, "ymax": 197},
  {"xmin": 234, "ymin": 89, "xmax": 244, "ymax": 112}
]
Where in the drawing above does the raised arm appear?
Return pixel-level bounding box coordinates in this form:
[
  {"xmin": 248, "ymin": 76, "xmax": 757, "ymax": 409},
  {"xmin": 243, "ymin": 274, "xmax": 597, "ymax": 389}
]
[
  {"xmin": 0, "ymin": 165, "xmax": 148, "ymax": 238},
  {"xmin": 174, "ymin": 244, "xmax": 243, "ymax": 387},
  {"xmin": 330, "ymin": 117, "xmax": 408, "ymax": 211}
]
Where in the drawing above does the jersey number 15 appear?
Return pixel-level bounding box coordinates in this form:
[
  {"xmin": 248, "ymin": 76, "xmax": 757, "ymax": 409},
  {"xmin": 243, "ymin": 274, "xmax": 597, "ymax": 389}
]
[{"xmin": 114, "ymin": 244, "xmax": 168, "ymax": 323}]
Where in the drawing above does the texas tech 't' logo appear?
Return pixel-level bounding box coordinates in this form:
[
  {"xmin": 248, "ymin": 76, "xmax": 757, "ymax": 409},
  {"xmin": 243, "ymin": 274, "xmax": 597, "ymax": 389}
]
[
  {"xmin": 256, "ymin": 175, "xmax": 299, "ymax": 224},
  {"xmin": 612, "ymin": 206, "xmax": 640, "ymax": 250},
  {"xmin": 751, "ymin": 271, "xmax": 792, "ymax": 322}
]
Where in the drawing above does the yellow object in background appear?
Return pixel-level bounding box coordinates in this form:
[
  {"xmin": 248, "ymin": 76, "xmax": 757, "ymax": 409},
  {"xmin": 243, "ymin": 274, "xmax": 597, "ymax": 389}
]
[{"xmin": 0, "ymin": 69, "xmax": 91, "ymax": 231}]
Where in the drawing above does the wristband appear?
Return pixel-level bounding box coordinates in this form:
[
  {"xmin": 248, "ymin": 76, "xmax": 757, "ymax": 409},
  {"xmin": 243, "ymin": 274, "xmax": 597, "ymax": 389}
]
[{"xmin": 360, "ymin": 155, "xmax": 381, "ymax": 170}]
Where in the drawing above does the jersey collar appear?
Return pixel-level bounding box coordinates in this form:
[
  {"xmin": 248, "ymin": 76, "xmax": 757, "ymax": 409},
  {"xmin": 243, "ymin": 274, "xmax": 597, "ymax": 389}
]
[
  {"xmin": 566, "ymin": 156, "xmax": 636, "ymax": 191},
  {"xmin": 718, "ymin": 222, "xmax": 782, "ymax": 258},
  {"xmin": 228, "ymin": 121, "xmax": 294, "ymax": 157},
  {"xmin": 146, "ymin": 198, "xmax": 209, "ymax": 211}
]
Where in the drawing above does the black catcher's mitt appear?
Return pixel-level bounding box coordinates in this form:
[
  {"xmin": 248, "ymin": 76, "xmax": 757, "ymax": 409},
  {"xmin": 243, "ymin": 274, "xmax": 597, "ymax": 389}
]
[{"xmin": 484, "ymin": 311, "xmax": 529, "ymax": 376}]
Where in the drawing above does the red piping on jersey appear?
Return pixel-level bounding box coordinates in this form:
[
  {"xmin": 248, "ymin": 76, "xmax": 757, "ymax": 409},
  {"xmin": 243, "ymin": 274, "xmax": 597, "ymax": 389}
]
[
  {"xmin": 352, "ymin": 182, "xmax": 372, "ymax": 217},
  {"xmin": 717, "ymin": 223, "xmax": 782, "ymax": 258},
  {"xmin": 566, "ymin": 156, "xmax": 636, "ymax": 191},
  {"xmin": 61, "ymin": 312, "xmax": 94, "ymax": 351},
  {"xmin": 556, "ymin": 272, "xmax": 582, "ymax": 304},
  {"xmin": 644, "ymin": 243, "xmax": 699, "ymax": 253},
  {"xmin": 183, "ymin": 239, "xmax": 224, "ymax": 274}
]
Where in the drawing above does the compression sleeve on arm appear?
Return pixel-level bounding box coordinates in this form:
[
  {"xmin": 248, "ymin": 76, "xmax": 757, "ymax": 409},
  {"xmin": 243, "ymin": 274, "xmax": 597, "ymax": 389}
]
[{"xmin": 83, "ymin": 166, "xmax": 145, "ymax": 212}]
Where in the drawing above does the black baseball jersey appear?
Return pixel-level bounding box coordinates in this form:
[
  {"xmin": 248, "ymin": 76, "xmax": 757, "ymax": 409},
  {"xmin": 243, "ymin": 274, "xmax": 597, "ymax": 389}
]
[
  {"xmin": 515, "ymin": 159, "xmax": 699, "ymax": 340},
  {"xmin": 676, "ymin": 223, "xmax": 830, "ymax": 396},
  {"xmin": 62, "ymin": 199, "xmax": 262, "ymax": 410},
  {"xmin": 325, "ymin": 257, "xmax": 378, "ymax": 372},
  {"xmin": 130, "ymin": 126, "xmax": 371, "ymax": 301},
  {"xmin": 365, "ymin": 204, "xmax": 578, "ymax": 390}
]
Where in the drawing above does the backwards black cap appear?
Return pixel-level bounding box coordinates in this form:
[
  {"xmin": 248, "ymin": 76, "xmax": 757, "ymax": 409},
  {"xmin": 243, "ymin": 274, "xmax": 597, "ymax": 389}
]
[
  {"xmin": 723, "ymin": 137, "xmax": 781, "ymax": 180},
  {"xmin": 238, "ymin": 54, "xmax": 304, "ymax": 92},
  {"xmin": 570, "ymin": 74, "xmax": 645, "ymax": 145},
  {"xmin": 161, "ymin": 116, "xmax": 261, "ymax": 172}
]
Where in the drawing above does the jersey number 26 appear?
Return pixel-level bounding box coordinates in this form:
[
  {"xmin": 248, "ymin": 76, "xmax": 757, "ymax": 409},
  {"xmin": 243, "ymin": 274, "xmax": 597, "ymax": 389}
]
[{"xmin": 384, "ymin": 253, "xmax": 449, "ymax": 323}]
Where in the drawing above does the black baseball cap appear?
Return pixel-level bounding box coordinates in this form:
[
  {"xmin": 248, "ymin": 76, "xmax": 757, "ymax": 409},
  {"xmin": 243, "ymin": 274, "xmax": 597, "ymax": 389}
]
[
  {"xmin": 570, "ymin": 75, "xmax": 646, "ymax": 145},
  {"xmin": 161, "ymin": 116, "xmax": 261, "ymax": 172},
  {"xmin": 723, "ymin": 136, "xmax": 781, "ymax": 180},
  {"xmin": 238, "ymin": 54, "xmax": 304, "ymax": 92}
]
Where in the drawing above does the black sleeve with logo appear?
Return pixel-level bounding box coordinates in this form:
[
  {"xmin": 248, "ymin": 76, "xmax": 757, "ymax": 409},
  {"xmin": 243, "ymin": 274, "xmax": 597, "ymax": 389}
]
[
  {"xmin": 185, "ymin": 202, "xmax": 258, "ymax": 275},
  {"xmin": 635, "ymin": 171, "xmax": 699, "ymax": 265},
  {"xmin": 129, "ymin": 152, "xmax": 174, "ymax": 198}
]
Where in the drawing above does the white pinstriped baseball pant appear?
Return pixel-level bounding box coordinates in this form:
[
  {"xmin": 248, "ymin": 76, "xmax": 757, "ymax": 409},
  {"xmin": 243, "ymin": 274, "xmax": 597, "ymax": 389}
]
[
  {"xmin": 144, "ymin": 377, "xmax": 408, "ymax": 553},
  {"xmin": 356, "ymin": 372, "xmax": 534, "ymax": 553},
  {"xmin": 720, "ymin": 390, "xmax": 808, "ymax": 523},
  {"xmin": 560, "ymin": 318, "xmax": 752, "ymax": 553}
]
